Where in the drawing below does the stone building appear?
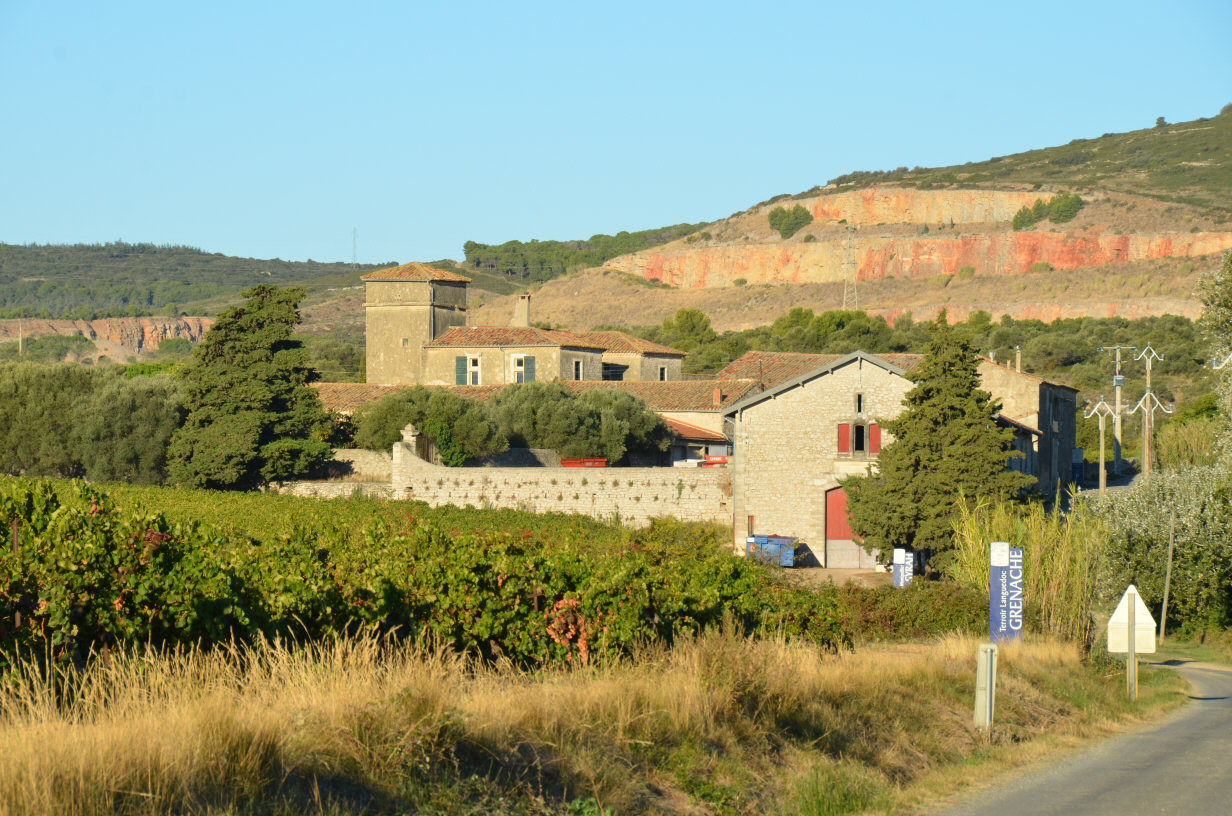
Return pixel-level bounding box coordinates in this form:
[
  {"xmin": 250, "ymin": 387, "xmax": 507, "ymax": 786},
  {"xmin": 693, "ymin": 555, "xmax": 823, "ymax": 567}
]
[
  {"xmin": 362, "ymin": 262, "xmax": 470, "ymax": 386},
  {"xmin": 716, "ymin": 349, "xmax": 1078, "ymax": 497},
  {"xmin": 721, "ymin": 350, "xmax": 1068, "ymax": 566},
  {"xmin": 422, "ymin": 326, "xmax": 606, "ymax": 386},
  {"xmin": 363, "ymin": 263, "xmax": 687, "ymax": 386}
]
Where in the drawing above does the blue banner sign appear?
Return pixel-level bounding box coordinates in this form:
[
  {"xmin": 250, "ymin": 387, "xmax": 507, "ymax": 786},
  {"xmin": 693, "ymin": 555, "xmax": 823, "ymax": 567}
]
[
  {"xmin": 892, "ymin": 548, "xmax": 914, "ymax": 587},
  {"xmin": 989, "ymin": 541, "xmax": 1024, "ymax": 642}
]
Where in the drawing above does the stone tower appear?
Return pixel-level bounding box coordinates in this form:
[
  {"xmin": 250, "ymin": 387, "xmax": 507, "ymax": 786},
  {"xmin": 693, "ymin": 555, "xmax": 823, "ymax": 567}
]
[{"xmin": 362, "ymin": 262, "xmax": 470, "ymax": 385}]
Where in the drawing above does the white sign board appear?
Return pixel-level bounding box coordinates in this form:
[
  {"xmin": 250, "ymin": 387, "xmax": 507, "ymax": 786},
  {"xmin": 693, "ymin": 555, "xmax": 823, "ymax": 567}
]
[{"xmin": 1107, "ymin": 584, "xmax": 1156, "ymax": 654}]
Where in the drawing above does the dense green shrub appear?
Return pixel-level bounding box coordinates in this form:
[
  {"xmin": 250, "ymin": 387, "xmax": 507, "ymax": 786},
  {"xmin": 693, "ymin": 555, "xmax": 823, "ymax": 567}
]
[
  {"xmin": 71, "ymin": 376, "xmax": 185, "ymax": 484},
  {"xmin": 353, "ymin": 385, "xmax": 506, "ymax": 465},
  {"xmin": 0, "ymin": 334, "xmax": 96, "ymax": 363},
  {"xmin": 463, "ymin": 223, "xmax": 707, "ymax": 283},
  {"xmin": 488, "ymin": 382, "xmax": 668, "ymax": 462},
  {"xmin": 837, "ymin": 583, "xmax": 985, "ymax": 642},
  {"xmin": 768, "ymin": 204, "xmax": 814, "ymax": 239},
  {"xmin": 1012, "ymin": 193, "xmax": 1085, "ymax": 230}
]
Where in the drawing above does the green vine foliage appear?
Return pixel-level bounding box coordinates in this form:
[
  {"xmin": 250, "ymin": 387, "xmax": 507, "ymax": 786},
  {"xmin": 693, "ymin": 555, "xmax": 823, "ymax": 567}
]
[{"xmin": 0, "ymin": 480, "xmax": 849, "ymax": 669}]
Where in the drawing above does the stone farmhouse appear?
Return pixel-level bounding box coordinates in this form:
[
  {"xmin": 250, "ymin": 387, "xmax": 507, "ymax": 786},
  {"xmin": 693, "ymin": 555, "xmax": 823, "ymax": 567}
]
[
  {"xmin": 718, "ymin": 350, "xmax": 1076, "ymax": 566},
  {"xmin": 362, "ymin": 262, "xmax": 684, "ymax": 387},
  {"xmin": 298, "ymin": 261, "xmax": 1079, "ymax": 562}
]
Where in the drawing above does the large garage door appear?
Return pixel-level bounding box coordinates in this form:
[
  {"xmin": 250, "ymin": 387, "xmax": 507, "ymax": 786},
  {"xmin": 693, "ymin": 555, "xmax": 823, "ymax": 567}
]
[{"xmin": 825, "ymin": 487, "xmax": 878, "ymax": 569}]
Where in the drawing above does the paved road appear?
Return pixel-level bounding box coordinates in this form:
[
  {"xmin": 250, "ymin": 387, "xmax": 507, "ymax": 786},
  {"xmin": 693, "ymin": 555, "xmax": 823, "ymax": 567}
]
[{"xmin": 934, "ymin": 661, "xmax": 1232, "ymax": 816}]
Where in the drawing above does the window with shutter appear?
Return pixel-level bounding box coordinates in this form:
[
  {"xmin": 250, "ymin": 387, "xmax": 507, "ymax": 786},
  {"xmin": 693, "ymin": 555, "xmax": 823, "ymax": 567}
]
[
  {"xmin": 837, "ymin": 423, "xmax": 851, "ymax": 454},
  {"xmin": 525, "ymin": 356, "xmax": 535, "ymax": 382},
  {"xmin": 455, "ymin": 356, "xmax": 466, "ymax": 385},
  {"xmin": 869, "ymin": 423, "xmax": 881, "ymax": 453}
]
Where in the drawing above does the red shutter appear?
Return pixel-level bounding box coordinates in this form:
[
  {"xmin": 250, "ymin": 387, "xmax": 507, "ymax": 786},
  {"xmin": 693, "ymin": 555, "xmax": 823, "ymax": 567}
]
[
  {"xmin": 869, "ymin": 423, "xmax": 881, "ymax": 453},
  {"xmin": 837, "ymin": 423, "xmax": 850, "ymax": 454}
]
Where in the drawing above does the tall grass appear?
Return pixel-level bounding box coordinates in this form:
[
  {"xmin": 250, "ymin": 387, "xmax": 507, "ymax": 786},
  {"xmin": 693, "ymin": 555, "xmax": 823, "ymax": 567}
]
[
  {"xmin": 948, "ymin": 497, "xmax": 1104, "ymax": 647},
  {"xmin": 0, "ymin": 630, "xmax": 1176, "ymax": 816}
]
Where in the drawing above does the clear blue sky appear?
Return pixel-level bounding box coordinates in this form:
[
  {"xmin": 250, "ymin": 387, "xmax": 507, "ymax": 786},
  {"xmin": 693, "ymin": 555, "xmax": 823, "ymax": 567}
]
[{"xmin": 2, "ymin": 1, "xmax": 1228, "ymax": 265}]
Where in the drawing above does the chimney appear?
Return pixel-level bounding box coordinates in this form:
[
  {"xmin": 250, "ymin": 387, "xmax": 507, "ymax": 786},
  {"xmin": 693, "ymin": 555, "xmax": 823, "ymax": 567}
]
[
  {"xmin": 512, "ymin": 293, "xmax": 531, "ymax": 328},
  {"xmin": 713, "ymin": 387, "xmax": 721, "ymax": 408},
  {"xmin": 1015, "ymin": 345, "xmax": 1022, "ymax": 373}
]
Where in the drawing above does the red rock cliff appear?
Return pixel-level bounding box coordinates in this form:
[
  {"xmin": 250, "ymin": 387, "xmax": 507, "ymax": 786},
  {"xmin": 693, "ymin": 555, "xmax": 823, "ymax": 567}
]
[
  {"xmin": 606, "ymin": 230, "xmax": 1232, "ymax": 288},
  {"xmin": 0, "ymin": 316, "xmax": 213, "ymax": 353}
]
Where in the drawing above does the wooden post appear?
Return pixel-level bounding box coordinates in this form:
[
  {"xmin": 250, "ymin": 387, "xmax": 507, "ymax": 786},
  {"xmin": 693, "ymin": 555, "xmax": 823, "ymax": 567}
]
[
  {"xmin": 1127, "ymin": 588, "xmax": 1138, "ymax": 701},
  {"xmin": 1160, "ymin": 510, "xmax": 1176, "ymax": 645},
  {"xmin": 11, "ymin": 518, "xmax": 19, "ymax": 631}
]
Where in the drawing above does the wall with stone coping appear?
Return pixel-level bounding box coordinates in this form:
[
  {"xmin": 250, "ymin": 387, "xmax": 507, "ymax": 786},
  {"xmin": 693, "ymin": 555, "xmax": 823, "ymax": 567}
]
[
  {"xmin": 275, "ymin": 481, "xmax": 395, "ymax": 500},
  {"xmin": 391, "ymin": 430, "xmax": 731, "ymax": 526}
]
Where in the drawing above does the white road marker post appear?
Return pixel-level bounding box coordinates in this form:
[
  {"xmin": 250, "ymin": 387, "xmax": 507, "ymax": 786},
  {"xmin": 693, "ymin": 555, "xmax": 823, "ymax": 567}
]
[{"xmin": 974, "ymin": 643, "xmax": 998, "ymax": 730}]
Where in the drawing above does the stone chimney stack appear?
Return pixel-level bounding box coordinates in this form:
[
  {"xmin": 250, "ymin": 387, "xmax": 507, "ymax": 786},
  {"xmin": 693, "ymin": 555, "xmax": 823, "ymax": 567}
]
[
  {"xmin": 512, "ymin": 294, "xmax": 531, "ymax": 328},
  {"xmin": 1015, "ymin": 345, "xmax": 1022, "ymax": 373},
  {"xmin": 713, "ymin": 387, "xmax": 722, "ymax": 408}
]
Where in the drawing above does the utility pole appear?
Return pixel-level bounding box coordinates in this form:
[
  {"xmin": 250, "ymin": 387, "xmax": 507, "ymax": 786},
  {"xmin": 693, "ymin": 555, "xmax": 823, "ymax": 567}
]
[
  {"xmin": 1134, "ymin": 346, "xmax": 1165, "ymax": 475},
  {"xmin": 841, "ymin": 237, "xmax": 857, "ymax": 311},
  {"xmin": 1084, "ymin": 396, "xmax": 1115, "ymax": 494},
  {"xmin": 1127, "ymin": 388, "xmax": 1172, "ymax": 477},
  {"xmin": 1098, "ymin": 345, "xmax": 1137, "ymax": 476}
]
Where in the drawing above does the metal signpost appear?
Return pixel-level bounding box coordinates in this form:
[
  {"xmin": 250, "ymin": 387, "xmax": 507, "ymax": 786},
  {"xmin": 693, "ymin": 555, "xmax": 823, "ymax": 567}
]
[
  {"xmin": 1108, "ymin": 584, "xmax": 1156, "ymax": 700},
  {"xmin": 989, "ymin": 541, "xmax": 1024, "ymax": 643},
  {"xmin": 892, "ymin": 548, "xmax": 914, "ymax": 587}
]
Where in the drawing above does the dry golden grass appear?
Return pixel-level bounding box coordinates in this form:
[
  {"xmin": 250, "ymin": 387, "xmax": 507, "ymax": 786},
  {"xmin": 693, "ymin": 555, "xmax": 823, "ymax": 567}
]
[{"xmin": 0, "ymin": 631, "xmax": 1183, "ymax": 816}]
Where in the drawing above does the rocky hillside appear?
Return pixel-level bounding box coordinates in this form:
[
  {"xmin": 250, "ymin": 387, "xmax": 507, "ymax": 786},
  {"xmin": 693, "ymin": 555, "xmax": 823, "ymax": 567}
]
[
  {"xmin": 603, "ymin": 187, "xmax": 1232, "ymax": 289},
  {"xmin": 0, "ymin": 316, "xmax": 212, "ymax": 355}
]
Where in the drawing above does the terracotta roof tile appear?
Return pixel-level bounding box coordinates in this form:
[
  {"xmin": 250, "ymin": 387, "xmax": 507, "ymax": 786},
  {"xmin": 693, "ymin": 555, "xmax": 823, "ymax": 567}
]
[
  {"xmin": 715, "ymin": 350, "xmax": 923, "ymax": 389},
  {"xmin": 563, "ymin": 379, "xmax": 759, "ymax": 412},
  {"xmin": 361, "ymin": 261, "xmax": 471, "ymax": 283},
  {"xmin": 313, "ymin": 379, "xmax": 760, "ymax": 415},
  {"xmin": 312, "ymin": 383, "xmax": 409, "ymax": 415},
  {"xmin": 427, "ymin": 326, "xmax": 606, "ymax": 350},
  {"xmin": 572, "ymin": 331, "xmax": 686, "ymax": 357},
  {"xmin": 663, "ymin": 417, "xmax": 728, "ymax": 442}
]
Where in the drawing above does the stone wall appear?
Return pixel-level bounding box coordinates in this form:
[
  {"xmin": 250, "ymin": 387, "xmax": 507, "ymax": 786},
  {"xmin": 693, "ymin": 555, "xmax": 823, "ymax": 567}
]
[
  {"xmin": 275, "ymin": 481, "xmax": 395, "ymax": 499},
  {"xmin": 392, "ymin": 427, "xmax": 731, "ymax": 526},
  {"xmin": 332, "ymin": 448, "xmax": 393, "ymax": 481}
]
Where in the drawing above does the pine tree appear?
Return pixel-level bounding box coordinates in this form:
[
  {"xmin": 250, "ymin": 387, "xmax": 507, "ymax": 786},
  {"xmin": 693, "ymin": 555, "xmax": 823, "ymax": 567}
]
[
  {"xmin": 167, "ymin": 285, "xmax": 332, "ymax": 489},
  {"xmin": 841, "ymin": 313, "xmax": 1032, "ymax": 559}
]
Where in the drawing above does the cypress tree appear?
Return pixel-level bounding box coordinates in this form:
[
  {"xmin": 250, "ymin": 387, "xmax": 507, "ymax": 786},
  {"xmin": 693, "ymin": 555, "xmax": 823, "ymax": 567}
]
[
  {"xmin": 842, "ymin": 313, "xmax": 1032, "ymax": 561},
  {"xmin": 167, "ymin": 285, "xmax": 332, "ymax": 489}
]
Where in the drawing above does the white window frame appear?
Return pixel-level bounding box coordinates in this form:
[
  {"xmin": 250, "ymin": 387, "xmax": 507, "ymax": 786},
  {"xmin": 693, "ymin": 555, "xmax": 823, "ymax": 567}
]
[
  {"xmin": 573, "ymin": 359, "xmax": 583, "ymax": 380},
  {"xmin": 468, "ymin": 355, "xmax": 481, "ymax": 385},
  {"xmin": 513, "ymin": 354, "xmax": 526, "ymax": 383}
]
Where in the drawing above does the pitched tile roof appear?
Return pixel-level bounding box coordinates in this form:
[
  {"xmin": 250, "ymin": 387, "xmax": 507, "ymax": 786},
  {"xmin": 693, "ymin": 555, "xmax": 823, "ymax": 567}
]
[
  {"xmin": 715, "ymin": 350, "xmax": 923, "ymax": 389},
  {"xmin": 564, "ymin": 379, "xmax": 759, "ymax": 412},
  {"xmin": 426, "ymin": 326, "xmax": 607, "ymax": 350},
  {"xmin": 360, "ymin": 261, "xmax": 471, "ymax": 283},
  {"xmin": 312, "ymin": 379, "xmax": 760, "ymax": 415},
  {"xmin": 312, "ymin": 382, "xmax": 410, "ymax": 415},
  {"xmin": 572, "ymin": 330, "xmax": 686, "ymax": 357},
  {"xmin": 663, "ymin": 417, "xmax": 729, "ymax": 442},
  {"xmin": 723, "ymin": 351, "xmax": 922, "ymax": 416}
]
